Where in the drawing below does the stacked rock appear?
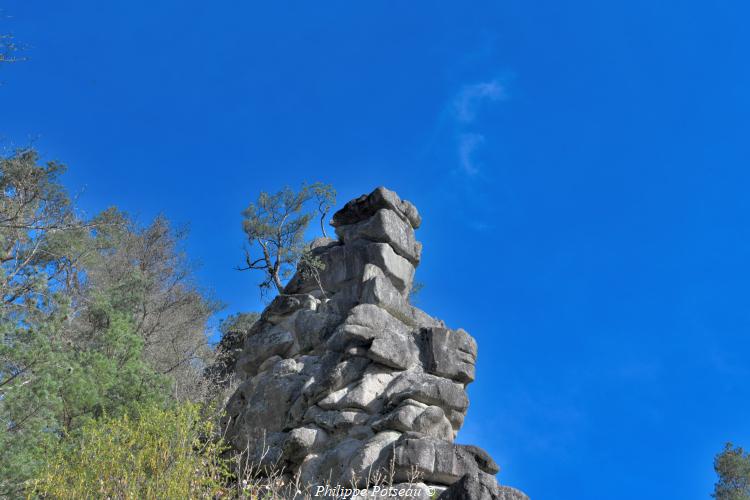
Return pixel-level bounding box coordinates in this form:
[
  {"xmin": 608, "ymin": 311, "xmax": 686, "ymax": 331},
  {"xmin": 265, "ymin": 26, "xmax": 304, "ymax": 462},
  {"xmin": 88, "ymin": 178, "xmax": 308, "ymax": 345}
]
[{"xmin": 223, "ymin": 187, "xmax": 527, "ymax": 500}]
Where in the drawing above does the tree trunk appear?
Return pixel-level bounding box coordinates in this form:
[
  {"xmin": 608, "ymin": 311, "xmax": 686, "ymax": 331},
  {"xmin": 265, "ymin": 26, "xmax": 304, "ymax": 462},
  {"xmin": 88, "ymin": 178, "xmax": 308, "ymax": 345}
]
[
  {"xmin": 272, "ymin": 271, "xmax": 284, "ymax": 294},
  {"xmin": 320, "ymin": 212, "xmax": 328, "ymax": 238}
]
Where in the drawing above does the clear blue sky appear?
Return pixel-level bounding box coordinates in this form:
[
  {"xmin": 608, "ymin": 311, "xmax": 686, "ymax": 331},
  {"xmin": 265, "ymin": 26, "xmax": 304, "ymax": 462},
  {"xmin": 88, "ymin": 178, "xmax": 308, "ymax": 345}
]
[{"xmin": 3, "ymin": 1, "xmax": 749, "ymax": 498}]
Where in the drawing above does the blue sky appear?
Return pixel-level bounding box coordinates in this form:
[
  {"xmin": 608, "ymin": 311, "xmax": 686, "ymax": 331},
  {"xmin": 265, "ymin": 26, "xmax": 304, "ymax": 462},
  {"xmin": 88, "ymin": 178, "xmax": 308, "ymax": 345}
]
[{"xmin": 3, "ymin": 1, "xmax": 750, "ymax": 498}]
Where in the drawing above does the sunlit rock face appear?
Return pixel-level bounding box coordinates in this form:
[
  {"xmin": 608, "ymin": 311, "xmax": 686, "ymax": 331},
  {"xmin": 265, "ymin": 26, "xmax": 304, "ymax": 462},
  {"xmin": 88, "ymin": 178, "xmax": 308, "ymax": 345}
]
[{"xmin": 223, "ymin": 187, "xmax": 528, "ymax": 500}]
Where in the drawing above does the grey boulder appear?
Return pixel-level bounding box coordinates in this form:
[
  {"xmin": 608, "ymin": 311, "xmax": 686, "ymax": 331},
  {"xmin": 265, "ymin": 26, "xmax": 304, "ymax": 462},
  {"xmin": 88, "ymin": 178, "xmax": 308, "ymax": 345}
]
[
  {"xmin": 439, "ymin": 473, "xmax": 530, "ymax": 500},
  {"xmin": 335, "ymin": 208, "xmax": 422, "ymax": 265},
  {"xmin": 331, "ymin": 186, "xmax": 422, "ymax": 229}
]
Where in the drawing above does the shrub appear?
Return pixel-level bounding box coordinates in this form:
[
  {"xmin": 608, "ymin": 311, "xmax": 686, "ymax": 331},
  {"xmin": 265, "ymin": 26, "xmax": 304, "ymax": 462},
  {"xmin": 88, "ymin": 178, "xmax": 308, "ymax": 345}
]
[{"xmin": 28, "ymin": 403, "xmax": 229, "ymax": 499}]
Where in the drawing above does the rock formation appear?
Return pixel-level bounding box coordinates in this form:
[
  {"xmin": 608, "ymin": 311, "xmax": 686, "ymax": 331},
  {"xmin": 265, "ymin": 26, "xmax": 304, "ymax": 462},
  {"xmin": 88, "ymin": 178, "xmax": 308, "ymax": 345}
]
[{"xmin": 223, "ymin": 187, "xmax": 527, "ymax": 499}]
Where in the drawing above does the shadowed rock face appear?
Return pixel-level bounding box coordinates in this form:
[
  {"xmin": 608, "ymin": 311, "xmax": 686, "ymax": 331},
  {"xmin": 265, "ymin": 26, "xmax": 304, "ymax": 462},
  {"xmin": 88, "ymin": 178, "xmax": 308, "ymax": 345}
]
[{"xmin": 223, "ymin": 187, "xmax": 528, "ymax": 499}]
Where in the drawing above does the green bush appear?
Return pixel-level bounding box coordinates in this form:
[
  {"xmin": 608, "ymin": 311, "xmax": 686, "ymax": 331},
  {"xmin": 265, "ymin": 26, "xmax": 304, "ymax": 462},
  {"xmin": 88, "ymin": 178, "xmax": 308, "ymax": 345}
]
[{"xmin": 28, "ymin": 403, "xmax": 229, "ymax": 499}]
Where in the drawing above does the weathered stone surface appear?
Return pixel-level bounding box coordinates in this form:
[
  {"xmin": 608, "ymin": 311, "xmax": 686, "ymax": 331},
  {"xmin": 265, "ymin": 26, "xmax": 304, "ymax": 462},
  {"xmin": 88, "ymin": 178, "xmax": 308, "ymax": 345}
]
[
  {"xmin": 384, "ymin": 371, "xmax": 469, "ymax": 426},
  {"xmin": 331, "ymin": 186, "xmax": 421, "ymax": 229},
  {"xmin": 304, "ymin": 438, "xmax": 363, "ymax": 486},
  {"xmin": 409, "ymin": 305, "xmax": 446, "ymax": 329},
  {"xmin": 284, "ymin": 236, "xmax": 417, "ymax": 303},
  {"xmin": 386, "ymin": 437, "xmax": 500, "ymax": 486},
  {"xmin": 283, "ymin": 425, "xmax": 328, "ymax": 463},
  {"xmin": 422, "ymin": 327, "xmax": 478, "ymax": 384},
  {"xmin": 293, "ymin": 309, "xmax": 342, "ymax": 353},
  {"xmin": 222, "ymin": 361, "xmax": 307, "ymax": 460},
  {"xmin": 237, "ymin": 324, "xmax": 295, "ymax": 376},
  {"xmin": 262, "ymin": 293, "xmax": 319, "ymax": 324},
  {"xmin": 497, "ymin": 485, "xmax": 531, "ymax": 500},
  {"xmin": 359, "ymin": 264, "xmax": 446, "ymax": 329},
  {"xmin": 327, "ymin": 303, "xmax": 410, "ymax": 351},
  {"xmin": 302, "ymin": 355, "xmax": 371, "ymax": 403},
  {"xmin": 364, "ymin": 243, "xmax": 416, "ymax": 292},
  {"xmin": 412, "ymin": 406, "xmax": 454, "ymax": 441},
  {"xmin": 347, "ymin": 430, "xmax": 401, "ymax": 485},
  {"xmin": 335, "ymin": 209, "xmax": 422, "ymax": 264},
  {"xmin": 310, "ymin": 236, "xmax": 340, "ymax": 251},
  {"xmin": 257, "ymin": 354, "xmax": 282, "ymax": 374},
  {"xmin": 223, "ymin": 187, "xmax": 526, "ymax": 499},
  {"xmin": 304, "ymin": 406, "xmax": 371, "ymax": 432},
  {"xmin": 327, "ymin": 295, "xmax": 421, "ymax": 370},
  {"xmin": 461, "ymin": 445, "xmax": 500, "ymax": 475},
  {"xmin": 367, "ymin": 334, "xmax": 419, "ymax": 370},
  {"xmin": 318, "ymin": 364, "xmax": 396, "ymax": 413},
  {"xmin": 318, "ymin": 242, "xmax": 416, "ymax": 294},
  {"xmin": 360, "ymin": 264, "xmax": 411, "ymax": 323},
  {"xmin": 438, "ymin": 472, "xmax": 530, "ymax": 500},
  {"xmin": 372, "ymin": 399, "xmax": 427, "ymax": 433},
  {"xmin": 372, "ymin": 399, "xmax": 454, "ymax": 441}
]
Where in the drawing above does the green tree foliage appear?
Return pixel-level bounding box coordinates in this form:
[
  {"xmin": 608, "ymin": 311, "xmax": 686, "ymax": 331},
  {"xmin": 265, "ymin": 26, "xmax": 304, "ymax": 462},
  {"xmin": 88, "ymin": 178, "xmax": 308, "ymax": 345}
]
[
  {"xmin": 0, "ymin": 150, "xmax": 219, "ymax": 495},
  {"xmin": 0, "ymin": 154, "xmax": 333, "ymax": 496},
  {"xmin": 29, "ymin": 402, "xmax": 229, "ymax": 499},
  {"xmin": 0, "ymin": 151, "xmax": 98, "ymax": 496},
  {"xmin": 239, "ymin": 182, "xmax": 335, "ymax": 295},
  {"xmin": 0, "ymin": 151, "xmax": 77, "ymax": 313},
  {"xmin": 77, "ymin": 209, "xmax": 222, "ymax": 401},
  {"xmin": 714, "ymin": 443, "xmax": 750, "ymax": 500}
]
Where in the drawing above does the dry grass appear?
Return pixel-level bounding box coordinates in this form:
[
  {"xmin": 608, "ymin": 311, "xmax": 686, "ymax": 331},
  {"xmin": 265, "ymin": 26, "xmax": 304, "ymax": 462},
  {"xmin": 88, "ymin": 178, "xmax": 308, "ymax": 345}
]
[{"xmin": 224, "ymin": 436, "xmax": 428, "ymax": 499}]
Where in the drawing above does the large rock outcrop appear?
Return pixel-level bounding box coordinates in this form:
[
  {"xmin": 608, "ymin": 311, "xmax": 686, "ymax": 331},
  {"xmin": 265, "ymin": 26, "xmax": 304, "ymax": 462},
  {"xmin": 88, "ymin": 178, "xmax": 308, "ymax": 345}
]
[{"xmin": 223, "ymin": 187, "xmax": 527, "ymax": 499}]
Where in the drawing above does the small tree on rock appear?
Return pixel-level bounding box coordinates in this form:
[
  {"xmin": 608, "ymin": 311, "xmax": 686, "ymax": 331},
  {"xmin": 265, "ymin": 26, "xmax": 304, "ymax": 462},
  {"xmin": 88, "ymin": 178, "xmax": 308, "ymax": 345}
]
[
  {"xmin": 238, "ymin": 182, "xmax": 335, "ymax": 296},
  {"xmin": 311, "ymin": 182, "xmax": 336, "ymax": 238}
]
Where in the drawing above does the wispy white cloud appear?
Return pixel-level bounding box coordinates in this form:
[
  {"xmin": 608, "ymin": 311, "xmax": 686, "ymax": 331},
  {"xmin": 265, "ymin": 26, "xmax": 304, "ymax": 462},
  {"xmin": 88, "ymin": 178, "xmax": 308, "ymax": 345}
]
[
  {"xmin": 449, "ymin": 78, "xmax": 507, "ymax": 176},
  {"xmin": 453, "ymin": 79, "xmax": 507, "ymax": 124},
  {"xmin": 458, "ymin": 132, "xmax": 484, "ymax": 176}
]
